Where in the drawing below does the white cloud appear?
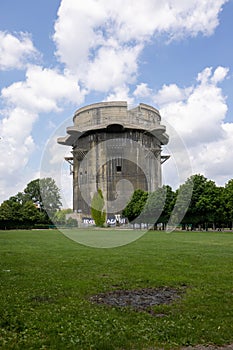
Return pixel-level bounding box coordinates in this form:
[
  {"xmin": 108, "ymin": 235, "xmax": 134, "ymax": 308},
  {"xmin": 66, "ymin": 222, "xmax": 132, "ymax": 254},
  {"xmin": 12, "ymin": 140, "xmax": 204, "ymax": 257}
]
[
  {"xmin": 154, "ymin": 84, "xmax": 192, "ymax": 105},
  {"xmin": 53, "ymin": 0, "xmax": 228, "ymax": 94},
  {"xmin": 85, "ymin": 44, "xmax": 142, "ymax": 91},
  {"xmin": 0, "ymin": 31, "xmax": 39, "ymax": 71},
  {"xmin": 106, "ymin": 85, "xmax": 134, "ymax": 105},
  {"xmin": 0, "ymin": 107, "xmax": 37, "ymax": 201},
  {"xmin": 133, "ymin": 83, "xmax": 152, "ymax": 98},
  {"xmin": 1, "ymin": 65, "xmax": 85, "ymax": 112},
  {"xmin": 0, "ymin": 64, "xmax": 86, "ymax": 203},
  {"xmin": 211, "ymin": 66, "xmax": 229, "ymax": 84},
  {"xmin": 0, "ymin": 107, "xmax": 37, "ymax": 145},
  {"xmin": 189, "ymin": 122, "xmax": 233, "ymax": 184},
  {"xmin": 157, "ymin": 67, "xmax": 229, "ymax": 146},
  {"xmin": 154, "ymin": 66, "xmax": 232, "ymax": 187}
]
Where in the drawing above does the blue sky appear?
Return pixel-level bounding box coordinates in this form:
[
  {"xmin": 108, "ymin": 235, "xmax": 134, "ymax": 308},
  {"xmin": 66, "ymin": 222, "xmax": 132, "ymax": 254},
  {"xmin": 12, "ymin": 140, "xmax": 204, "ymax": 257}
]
[{"xmin": 0, "ymin": 0, "xmax": 233, "ymax": 206}]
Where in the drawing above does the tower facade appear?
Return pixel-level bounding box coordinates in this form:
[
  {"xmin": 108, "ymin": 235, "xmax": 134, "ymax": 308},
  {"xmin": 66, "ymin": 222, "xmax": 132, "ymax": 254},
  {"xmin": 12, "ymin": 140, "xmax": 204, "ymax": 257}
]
[{"xmin": 58, "ymin": 101, "xmax": 169, "ymax": 216}]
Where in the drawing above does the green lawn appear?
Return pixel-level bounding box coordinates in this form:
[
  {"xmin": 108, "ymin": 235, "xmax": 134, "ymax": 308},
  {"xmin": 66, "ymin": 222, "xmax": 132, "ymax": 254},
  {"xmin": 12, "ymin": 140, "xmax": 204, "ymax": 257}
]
[{"xmin": 0, "ymin": 229, "xmax": 233, "ymax": 349}]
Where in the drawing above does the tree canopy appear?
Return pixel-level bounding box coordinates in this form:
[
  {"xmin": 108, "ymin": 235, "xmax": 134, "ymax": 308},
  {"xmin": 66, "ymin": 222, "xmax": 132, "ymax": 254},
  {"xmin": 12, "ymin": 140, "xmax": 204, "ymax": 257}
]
[
  {"xmin": 1, "ymin": 173, "xmax": 233, "ymax": 230},
  {"xmin": 122, "ymin": 174, "xmax": 233, "ymax": 230},
  {"xmin": 0, "ymin": 177, "xmax": 62, "ymax": 229}
]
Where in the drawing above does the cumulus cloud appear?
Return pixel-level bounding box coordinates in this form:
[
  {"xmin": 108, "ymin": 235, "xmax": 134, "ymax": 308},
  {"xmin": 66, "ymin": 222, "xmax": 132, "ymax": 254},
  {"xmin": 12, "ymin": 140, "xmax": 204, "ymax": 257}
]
[
  {"xmin": 156, "ymin": 67, "xmax": 229, "ymax": 146},
  {"xmin": 1, "ymin": 65, "xmax": 84, "ymax": 112},
  {"xmin": 0, "ymin": 64, "xmax": 86, "ymax": 202},
  {"xmin": 85, "ymin": 44, "xmax": 142, "ymax": 91},
  {"xmin": 106, "ymin": 85, "xmax": 134, "ymax": 104},
  {"xmin": 154, "ymin": 66, "xmax": 232, "ymax": 187},
  {"xmin": 0, "ymin": 31, "xmax": 39, "ymax": 70},
  {"xmin": 53, "ymin": 0, "xmax": 228, "ymax": 92},
  {"xmin": 133, "ymin": 83, "xmax": 152, "ymax": 98},
  {"xmin": 0, "ymin": 107, "xmax": 37, "ymax": 200},
  {"xmin": 153, "ymin": 84, "xmax": 192, "ymax": 105}
]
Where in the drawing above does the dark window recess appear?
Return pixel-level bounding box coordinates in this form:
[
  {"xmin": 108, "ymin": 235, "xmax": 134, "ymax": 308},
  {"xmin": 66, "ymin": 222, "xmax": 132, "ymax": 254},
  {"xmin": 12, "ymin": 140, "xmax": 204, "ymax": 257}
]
[{"xmin": 116, "ymin": 166, "xmax": 122, "ymax": 173}]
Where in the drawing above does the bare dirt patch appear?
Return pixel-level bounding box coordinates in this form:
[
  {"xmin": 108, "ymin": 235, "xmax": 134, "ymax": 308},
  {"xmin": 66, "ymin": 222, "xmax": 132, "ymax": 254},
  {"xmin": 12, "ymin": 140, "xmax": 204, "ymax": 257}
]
[{"xmin": 90, "ymin": 286, "xmax": 185, "ymax": 315}]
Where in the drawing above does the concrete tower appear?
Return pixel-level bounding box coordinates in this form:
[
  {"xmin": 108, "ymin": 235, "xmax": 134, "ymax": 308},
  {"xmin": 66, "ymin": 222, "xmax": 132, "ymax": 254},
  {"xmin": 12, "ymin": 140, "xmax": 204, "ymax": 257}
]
[{"xmin": 58, "ymin": 101, "xmax": 169, "ymax": 217}]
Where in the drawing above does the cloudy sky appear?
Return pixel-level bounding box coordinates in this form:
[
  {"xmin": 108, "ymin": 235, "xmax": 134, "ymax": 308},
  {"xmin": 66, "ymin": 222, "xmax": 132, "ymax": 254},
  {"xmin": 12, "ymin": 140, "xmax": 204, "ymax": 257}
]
[{"xmin": 0, "ymin": 0, "xmax": 233, "ymax": 206}]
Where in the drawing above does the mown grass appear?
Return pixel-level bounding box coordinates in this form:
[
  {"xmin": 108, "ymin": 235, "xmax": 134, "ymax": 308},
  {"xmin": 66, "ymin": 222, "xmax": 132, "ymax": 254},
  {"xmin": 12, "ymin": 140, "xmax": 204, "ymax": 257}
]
[{"xmin": 0, "ymin": 229, "xmax": 233, "ymax": 349}]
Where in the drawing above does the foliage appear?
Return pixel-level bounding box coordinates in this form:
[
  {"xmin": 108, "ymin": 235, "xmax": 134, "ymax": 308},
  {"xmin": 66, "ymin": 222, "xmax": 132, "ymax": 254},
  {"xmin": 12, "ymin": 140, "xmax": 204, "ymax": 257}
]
[
  {"xmin": 53, "ymin": 208, "xmax": 73, "ymax": 225},
  {"xmin": 143, "ymin": 186, "xmax": 167, "ymax": 225},
  {"xmin": 1, "ymin": 173, "xmax": 233, "ymax": 230},
  {"xmin": 159, "ymin": 185, "xmax": 176, "ymax": 224},
  {"xmin": 225, "ymin": 179, "xmax": 233, "ymax": 227},
  {"xmin": 123, "ymin": 186, "xmax": 175, "ymax": 227},
  {"xmin": 0, "ymin": 229, "xmax": 233, "ymax": 349},
  {"xmin": 66, "ymin": 217, "xmax": 78, "ymax": 227},
  {"xmin": 180, "ymin": 174, "xmax": 223, "ymax": 229},
  {"xmin": 25, "ymin": 178, "xmax": 62, "ymax": 218},
  {"xmin": 91, "ymin": 189, "xmax": 106, "ymax": 227},
  {"xmin": 0, "ymin": 177, "xmax": 61, "ymax": 228},
  {"xmin": 123, "ymin": 175, "xmax": 233, "ymax": 230},
  {"xmin": 122, "ymin": 189, "xmax": 148, "ymax": 222},
  {"xmin": 21, "ymin": 201, "xmax": 43, "ymax": 223},
  {"xmin": 0, "ymin": 200, "xmax": 19, "ymax": 221}
]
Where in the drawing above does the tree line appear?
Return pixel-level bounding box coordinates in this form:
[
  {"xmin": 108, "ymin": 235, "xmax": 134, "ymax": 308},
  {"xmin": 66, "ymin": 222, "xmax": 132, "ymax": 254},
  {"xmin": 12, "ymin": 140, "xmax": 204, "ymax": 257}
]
[
  {"xmin": 0, "ymin": 178, "xmax": 62, "ymax": 229},
  {"xmin": 1, "ymin": 174, "xmax": 233, "ymax": 230},
  {"xmin": 122, "ymin": 174, "xmax": 233, "ymax": 230}
]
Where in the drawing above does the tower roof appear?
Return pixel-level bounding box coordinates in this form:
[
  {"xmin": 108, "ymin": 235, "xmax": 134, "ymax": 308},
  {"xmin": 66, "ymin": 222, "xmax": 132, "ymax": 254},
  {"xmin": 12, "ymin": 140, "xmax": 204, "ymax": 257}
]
[{"xmin": 57, "ymin": 101, "xmax": 169, "ymax": 146}]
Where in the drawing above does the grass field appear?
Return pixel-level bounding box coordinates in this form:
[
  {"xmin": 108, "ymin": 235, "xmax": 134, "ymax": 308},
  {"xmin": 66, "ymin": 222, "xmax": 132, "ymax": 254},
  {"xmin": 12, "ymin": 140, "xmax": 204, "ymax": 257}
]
[{"xmin": 0, "ymin": 229, "xmax": 233, "ymax": 349}]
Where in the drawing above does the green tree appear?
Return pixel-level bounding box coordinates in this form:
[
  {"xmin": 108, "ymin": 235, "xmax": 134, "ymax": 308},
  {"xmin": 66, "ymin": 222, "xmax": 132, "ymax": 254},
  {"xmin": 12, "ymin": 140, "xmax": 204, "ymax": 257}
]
[
  {"xmin": 21, "ymin": 201, "xmax": 42, "ymax": 223},
  {"xmin": 158, "ymin": 185, "xmax": 176, "ymax": 228},
  {"xmin": 0, "ymin": 177, "xmax": 62, "ymax": 228},
  {"xmin": 180, "ymin": 174, "xmax": 219, "ymax": 230},
  {"xmin": 66, "ymin": 217, "xmax": 78, "ymax": 227},
  {"xmin": 24, "ymin": 180, "xmax": 41, "ymax": 203},
  {"xmin": 0, "ymin": 197, "xmax": 23, "ymax": 220},
  {"xmin": 53, "ymin": 208, "xmax": 73, "ymax": 225},
  {"xmin": 213, "ymin": 186, "xmax": 226, "ymax": 229},
  {"xmin": 91, "ymin": 189, "xmax": 106, "ymax": 227},
  {"xmin": 225, "ymin": 179, "xmax": 233, "ymax": 228},
  {"xmin": 24, "ymin": 178, "xmax": 62, "ymax": 219},
  {"xmin": 9, "ymin": 191, "xmax": 28, "ymax": 205},
  {"xmin": 142, "ymin": 187, "xmax": 166, "ymax": 225},
  {"xmin": 122, "ymin": 189, "xmax": 148, "ymax": 223},
  {"xmin": 0, "ymin": 200, "xmax": 18, "ymax": 221}
]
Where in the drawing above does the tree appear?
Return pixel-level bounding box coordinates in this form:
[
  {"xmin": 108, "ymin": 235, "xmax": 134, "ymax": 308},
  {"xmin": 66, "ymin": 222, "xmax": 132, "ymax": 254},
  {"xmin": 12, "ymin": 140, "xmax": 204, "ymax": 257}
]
[
  {"xmin": 157, "ymin": 185, "xmax": 176, "ymax": 228},
  {"xmin": 21, "ymin": 201, "xmax": 42, "ymax": 223},
  {"xmin": 24, "ymin": 178, "xmax": 62, "ymax": 219},
  {"xmin": 225, "ymin": 179, "xmax": 233, "ymax": 228},
  {"xmin": 9, "ymin": 191, "xmax": 28, "ymax": 205},
  {"xmin": 0, "ymin": 200, "xmax": 18, "ymax": 221},
  {"xmin": 180, "ymin": 174, "xmax": 219, "ymax": 230},
  {"xmin": 123, "ymin": 186, "xmax": 175, "ymax": 229},
  {"xmin": 0, "ymin": 177, "xmax": 62, "ymax": 228},
  {"xmin": 122, "ymin": 189, "xmax": 148, "ymax": 223},
  {"xmin": 0, "ymin": 198, "xmax": 22, "ymax": 221},
  {"xmin": 53, "ymin": 208, "xmax": 73, "ymax": 225},
  {"xmin": 24, "ymin": 180, "xmax": 41, "ymax": 203},
  {"xmin": 66, "ymin": 217, "xmax": 78, "ymax": 227},
  {"xmin": 143, "ymin": 187, "xmax": 166, "ymax": 226},
  {"xmin": 213, "ymin": 186, "xmax": 226, "ymax": 229},
  {"xmin": 91, "ymin": 189, "xmax": 106, "ymax": 227}
]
